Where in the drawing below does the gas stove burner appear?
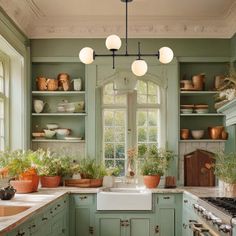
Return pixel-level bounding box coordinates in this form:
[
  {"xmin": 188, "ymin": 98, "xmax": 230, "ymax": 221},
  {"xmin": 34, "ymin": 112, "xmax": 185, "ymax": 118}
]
[{"xmin": 201, "ymin": 197, "xmax": 236, "ymax": 217}]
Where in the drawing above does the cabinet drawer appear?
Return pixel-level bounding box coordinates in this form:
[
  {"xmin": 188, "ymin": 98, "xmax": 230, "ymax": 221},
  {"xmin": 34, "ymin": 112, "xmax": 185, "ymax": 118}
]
[
  {"xmin": 73, "ymin": 194, "xmax": 93, "ymax": 206},
  {"xmin": 157, "ymin": 195, "xmax": 175, "ymax": 205}
]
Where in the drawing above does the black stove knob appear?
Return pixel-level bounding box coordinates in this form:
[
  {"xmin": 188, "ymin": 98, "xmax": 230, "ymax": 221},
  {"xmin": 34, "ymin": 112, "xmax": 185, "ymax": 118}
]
[
  {"xmin": 219, "ymin": 224, "xmax": 232, "ymax": 233},
  {"xmin": 212, "ymin": 218, "xmax": 222, "ymax": 226}
]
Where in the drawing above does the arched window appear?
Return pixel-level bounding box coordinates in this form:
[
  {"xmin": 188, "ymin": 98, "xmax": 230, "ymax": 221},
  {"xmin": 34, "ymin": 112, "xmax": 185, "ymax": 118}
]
[{"xmin": 102, "ymin": 79, "xmax": 164, "ymax": 175}]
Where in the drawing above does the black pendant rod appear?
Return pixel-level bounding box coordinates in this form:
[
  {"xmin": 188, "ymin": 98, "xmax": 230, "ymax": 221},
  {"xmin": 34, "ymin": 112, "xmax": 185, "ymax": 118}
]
[
  {"xmin": 125, "ymin": 0, "xmax": 128, "ymax": 55},
  {"xmin": 94, "ymin": 53, "xmax": 159, "ymax": 57}
]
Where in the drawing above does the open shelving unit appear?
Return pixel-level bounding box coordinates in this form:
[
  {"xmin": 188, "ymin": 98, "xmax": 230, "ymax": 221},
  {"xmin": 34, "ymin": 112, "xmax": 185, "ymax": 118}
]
[
  {"xmin": 179, "ymin": 60, "xmax": 227, "ymax": 142},
  {"xmin": 31, "ymin": 58, "xmax": 87, "ymax": 155}
]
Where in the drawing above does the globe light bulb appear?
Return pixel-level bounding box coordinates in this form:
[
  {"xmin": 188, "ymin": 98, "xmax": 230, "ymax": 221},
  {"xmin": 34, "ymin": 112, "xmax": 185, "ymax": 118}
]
[
  {"xmin": 105, "ymin": 35, "xmax": 122, "ymax": 51},
  {"xmin": 159, "ymin": 47, "xmax": 174, "ymax": 64},
  {"xmin": 79, "ymin": 47, "xmax": 94, "ymax": 64},
  {"xmin": 131, "ymin": 59, "xmax": 148, "ymax": 77}
]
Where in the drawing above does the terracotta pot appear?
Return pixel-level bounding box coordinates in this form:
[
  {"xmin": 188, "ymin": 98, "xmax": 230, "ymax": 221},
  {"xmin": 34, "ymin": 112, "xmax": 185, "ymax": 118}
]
[
  {"xmin": 192, "ymin": 74, "xmax": 205, "ymax": 90},
  {"xmin": 180, "ymin": 129, "xmax": 190, "ymax": 140},
  {"xmin": 208, "ymin": 126, "xmax": 224, "ymax": 139},
  {"xmin": 90, "ymin": 178, "xmax": 103, "ymax": 187},
  {"xmin": 143, "ymin": 175, "xmax": 161, "ymax": 188},
  {"xmin": 19, "ymin": 174, "xmax": 39, "ymax": 192},
  {"xmin": 214, "ymin": 75, "xmax": 225, "ymax": 90},
  {"xmin": 10, "ymin": 180, "xmax": 34, "ymax": 194},
  {"xmin": 58, "ymin": 73, "xmax": 71, "ymax": 91},
  {"xmin": 180, "ymin": 80, "xmax": 193, "ymax": 90},
  {"xmin": 221, "ymin": 130, "xmax": 229, "ymax": 140},
  {"xmin": 47, "ymin": 78, "xmax": 58, "ymax": 91},
  {"xmin": 36, "ymin": 77, "xmax": 48, "ymax": 91},
  {"xmin": 40, "ymin": 176, "xmax": 61, "ymax": 188}
]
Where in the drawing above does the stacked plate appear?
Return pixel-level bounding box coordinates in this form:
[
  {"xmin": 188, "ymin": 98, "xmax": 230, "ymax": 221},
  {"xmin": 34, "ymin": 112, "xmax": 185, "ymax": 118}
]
[
  {"xmin": 180, "ymin": 105, "xmax": 194, "ymax": 114},
  {"xmin": 194, "ymin": 104, "xmax": 209, "ymax": 114}
]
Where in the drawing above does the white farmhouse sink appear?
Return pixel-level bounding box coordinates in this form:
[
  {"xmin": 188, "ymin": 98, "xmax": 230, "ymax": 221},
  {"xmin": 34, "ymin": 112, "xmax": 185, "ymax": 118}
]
[{"xmin": 97, "ymin": 188, "xmax": 152, "ymax": 211}]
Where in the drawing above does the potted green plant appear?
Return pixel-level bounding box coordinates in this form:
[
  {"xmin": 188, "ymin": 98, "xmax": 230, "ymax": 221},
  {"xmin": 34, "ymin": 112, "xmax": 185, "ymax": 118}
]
[
  {"xmin": 33, "ymin": 150, "xmax": 65, "ymax": 188},
  {"xmin": 139, "ymin": 146, "xmax": 175, "ymax": 188},
  {"xmin": 78, "ymin": 158, "xmax": 107, "ymax": 187},
  {"xmin": 214, "ymin": 152, "xmax": 236, "ymax": 194},
  {"xmin": 0, "ymin": 150, "xmax": 40, "ymax": 193},
  {"xmin": 103, "ymin": 165, "xmax": 121, "ymax": 187}
]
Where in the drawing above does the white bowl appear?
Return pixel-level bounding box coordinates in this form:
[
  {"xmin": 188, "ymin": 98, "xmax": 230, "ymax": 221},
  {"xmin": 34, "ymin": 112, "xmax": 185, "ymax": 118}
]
[
  {"xmin": 195, "ymin": 109, "xmax": 209, "ymax": 114},
  {"xmin": 180, "ymin": 108, "xmax": 193, "ymax": 114},
  {"xmin": 46, "ymin": 123, "xmax": 59, "ymax": 130},
  {"xmin": 191, "ymin": 130, "xmax": 204, "ymax": 139}
]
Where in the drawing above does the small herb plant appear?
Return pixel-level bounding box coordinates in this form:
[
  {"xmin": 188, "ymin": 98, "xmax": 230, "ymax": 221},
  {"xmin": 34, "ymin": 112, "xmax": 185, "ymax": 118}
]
[
  {"xmin": 79, "ymin": 158, "xmax": 107, "ymax": 179},
  {"xmin": 214, "ymin": 152, "xmax": 236, "ymax": 184}
]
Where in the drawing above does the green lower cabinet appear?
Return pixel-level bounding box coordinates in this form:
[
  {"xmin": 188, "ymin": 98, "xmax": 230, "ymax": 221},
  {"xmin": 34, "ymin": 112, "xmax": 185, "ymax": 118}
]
[
  {"xmin": 156, "ymin": 208, "xmax": 175, "ymax": 236},
  {"xmin": 70, "ymin": 194, "xmax": 96, "ymax": 236},
  {"xmin": 95, "ymin": 216, "xmax": 124, "ymax": 236},
  {"xmin": 128, "ymin": 216, "xmax": 154, "ymax": 236},
  {"xmin": 6, "ymin": 195, "xmax": 69, "ymax": 236},
  {"xmin": 95, "ymin": 214, "xmax": 155, "ymax": 236}
]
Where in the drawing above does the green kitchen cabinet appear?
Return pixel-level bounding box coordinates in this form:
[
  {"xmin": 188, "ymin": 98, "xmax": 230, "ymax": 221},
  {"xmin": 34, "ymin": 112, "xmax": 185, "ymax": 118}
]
[
  {"xmin": 6, "ymin": 194, "xmax": 69, "ymax": 236},
  {"xmin": 95, "ymin": 213, "xmax": 155, "ymax": 236},
  {"xmin": 95, "ymin": 215, "xmax": 124, "ymax": 236},
  {"xmin": 70, "ymin": 194, "xmax": 96, "ymax": 236},
  {"xmin": 155, "ymin": 193, "xmax": 183, "ymax": 236}
]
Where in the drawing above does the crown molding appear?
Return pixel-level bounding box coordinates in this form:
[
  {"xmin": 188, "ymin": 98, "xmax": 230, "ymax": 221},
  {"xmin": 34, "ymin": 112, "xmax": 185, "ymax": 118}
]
[{"xmin": 0, "ymin": 0, "xmax": 236, "ymax": 38}]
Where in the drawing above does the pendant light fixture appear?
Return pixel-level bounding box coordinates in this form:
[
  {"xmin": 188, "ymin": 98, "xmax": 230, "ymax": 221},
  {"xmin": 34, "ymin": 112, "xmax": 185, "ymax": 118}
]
[{"xmin": 79, "ymin": 0, "xmax": 174, "ymax": 76}]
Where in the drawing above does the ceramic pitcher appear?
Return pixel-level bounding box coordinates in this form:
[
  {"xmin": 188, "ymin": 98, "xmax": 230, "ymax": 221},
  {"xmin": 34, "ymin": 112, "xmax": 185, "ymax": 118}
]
[
  {"xmin": 72, "ymin": 78, "xmax": 82, "ymax": 91},
  {"xmin": 33, "ymin": 100, "xmax": 46, "ymax": 113}
]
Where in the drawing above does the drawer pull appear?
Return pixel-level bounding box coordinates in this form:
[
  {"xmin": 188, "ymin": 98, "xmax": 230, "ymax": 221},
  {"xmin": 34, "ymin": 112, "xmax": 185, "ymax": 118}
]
[
  {"xmin": 163, "ymin": 196, "xmax": 170, "ymax": 199},
  {"xmin": 42, "ymin": 217, "xmax": 48, "ymax": 221},
  {"xmin": 184, "ymin": 199, "xmax": 188, "ymax": 203},
  {"xmin": 57, "ymin": 204, "xmax": 61, "ymax": 207}
]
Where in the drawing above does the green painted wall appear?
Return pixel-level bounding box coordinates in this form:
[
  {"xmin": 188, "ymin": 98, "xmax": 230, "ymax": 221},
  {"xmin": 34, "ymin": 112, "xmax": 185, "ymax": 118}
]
[
  {"xmin": 31, "ymin": 38, "xmax": 230, "ymax": 58},
  {"xmin": 230, "ymin": 33, "xmax": 236, "ymax": 60}
]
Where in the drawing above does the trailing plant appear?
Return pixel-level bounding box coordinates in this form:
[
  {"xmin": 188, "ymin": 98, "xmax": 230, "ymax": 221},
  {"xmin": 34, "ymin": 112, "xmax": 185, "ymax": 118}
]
[{"xmin": 214, "ymin": 152, "xmax": 236, "ymax": 184}]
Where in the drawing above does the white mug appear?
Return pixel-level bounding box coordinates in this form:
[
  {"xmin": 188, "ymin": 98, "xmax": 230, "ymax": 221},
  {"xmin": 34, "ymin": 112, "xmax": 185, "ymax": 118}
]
[{"xmin": 72, "ymin": 78, "xmax": 82, "ymax": 91}]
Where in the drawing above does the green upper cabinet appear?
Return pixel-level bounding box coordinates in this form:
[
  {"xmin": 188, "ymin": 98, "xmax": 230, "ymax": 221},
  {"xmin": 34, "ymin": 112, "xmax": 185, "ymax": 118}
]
[{"xmin": 30, "ymin": 58, "xmax": 87, "ymax": 156}]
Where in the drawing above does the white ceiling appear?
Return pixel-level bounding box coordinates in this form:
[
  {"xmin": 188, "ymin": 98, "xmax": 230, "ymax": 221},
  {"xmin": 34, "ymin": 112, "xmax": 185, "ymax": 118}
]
[{"xmin": 0, "ymin": 0, "xmax": 236, "ymax": 38}]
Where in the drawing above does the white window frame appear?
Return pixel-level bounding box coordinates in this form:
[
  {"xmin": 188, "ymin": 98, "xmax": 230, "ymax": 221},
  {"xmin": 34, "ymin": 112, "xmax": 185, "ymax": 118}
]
[
  {"xmin": 101, "ymin": 79, "xmax": 167, "ymax": 174},
  {"xmin": 0, "ymin": 51, "xmax": 10, "ymax": 150}
]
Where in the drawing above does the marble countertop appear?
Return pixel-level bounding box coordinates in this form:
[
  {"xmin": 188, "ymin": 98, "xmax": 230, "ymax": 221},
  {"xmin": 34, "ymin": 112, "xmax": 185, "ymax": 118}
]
[{"xmin": 0, "ymin": 186, "xmax": 234, "ymax": 234}]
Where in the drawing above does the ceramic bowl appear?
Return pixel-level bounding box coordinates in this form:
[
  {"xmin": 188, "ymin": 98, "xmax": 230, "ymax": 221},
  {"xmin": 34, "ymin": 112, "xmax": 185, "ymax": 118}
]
[
  {"xmin": 180, "ymin": 108, "xmax": 193, "ymax": 114},
  {"xmin": 55, "ymin": 129, "xmax": 70, "ymax": 139},
  {"xmin": 44, "ymin": 129, "xmax": 56, "ymax": 139},
  {"xmin": 73, "ymin": 101, "xmax": 85, "ymax": 112},
  {"xmin": 191, "ymin": 130, "xmax": 205, "ymax": 139},
  {"xmin": 46, "ymin": 123, "xmax": 59, "ymax": 130},
  {"xmin": 195, "ymin": 109, "xmax": 209, "ymax": 114}
]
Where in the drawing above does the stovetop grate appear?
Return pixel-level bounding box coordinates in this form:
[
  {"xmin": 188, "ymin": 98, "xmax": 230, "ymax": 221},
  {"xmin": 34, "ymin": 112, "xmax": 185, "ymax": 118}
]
[{"xmin": 200, "ymin": 197, "xmax": 236, "ymax": 217}]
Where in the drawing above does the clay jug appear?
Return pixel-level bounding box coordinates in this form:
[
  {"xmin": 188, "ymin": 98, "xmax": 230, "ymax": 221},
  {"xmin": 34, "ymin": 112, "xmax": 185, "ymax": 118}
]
[{"xmin": 192, "ymin": 74, "xmax": 205, "ymax": 90}]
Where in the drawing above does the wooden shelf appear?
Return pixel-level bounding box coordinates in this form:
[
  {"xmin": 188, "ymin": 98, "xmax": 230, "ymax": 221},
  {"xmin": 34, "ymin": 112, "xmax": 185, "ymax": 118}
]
[
  {"xmin": 32, "ymin": 113, "xmax": 87, "ymax": 116},
  {"xmin": 180, "ymin": 91, "xmax": 219, "ymax": 96},
  {"xmin": 32, "ymin": 91, "xmax": 85, "ymax": 96},
  {"xmin": 180, "ymin": 113, "xmax": 225, "ymax": 117},
  {"xmin": 32, "ymin": 139, "xmax": 85, "ymax": 143},
  {"xmin": 179, "ymin": 139, "xmax": 227, "ymax": 143}
]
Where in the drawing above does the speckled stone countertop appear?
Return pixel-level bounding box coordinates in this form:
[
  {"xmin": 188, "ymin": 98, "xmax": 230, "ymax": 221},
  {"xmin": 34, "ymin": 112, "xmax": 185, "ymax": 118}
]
[{"xmin": 0, "ymin": 186, "xmax": 235, "ymax": 234}]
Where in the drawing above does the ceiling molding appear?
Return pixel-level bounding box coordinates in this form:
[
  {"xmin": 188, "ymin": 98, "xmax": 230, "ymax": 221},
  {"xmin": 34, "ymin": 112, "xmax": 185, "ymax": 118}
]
[{"xmin": 0, "ymin": 0, "xmax": 236, "ymax": 39}]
